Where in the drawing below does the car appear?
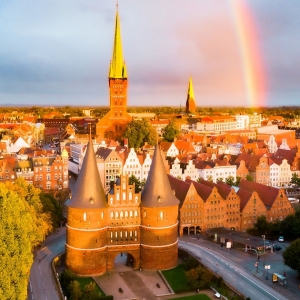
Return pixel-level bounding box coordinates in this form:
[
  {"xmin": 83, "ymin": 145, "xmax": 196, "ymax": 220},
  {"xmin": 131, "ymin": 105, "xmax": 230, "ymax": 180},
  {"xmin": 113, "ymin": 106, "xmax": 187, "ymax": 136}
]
[
  {"xmin": 278, "ymin": 236, "xmax": 284, "ymax": 242},
  {"xmin": 273, "ymin": 244, "xmax": 282, "ymax": 251}
]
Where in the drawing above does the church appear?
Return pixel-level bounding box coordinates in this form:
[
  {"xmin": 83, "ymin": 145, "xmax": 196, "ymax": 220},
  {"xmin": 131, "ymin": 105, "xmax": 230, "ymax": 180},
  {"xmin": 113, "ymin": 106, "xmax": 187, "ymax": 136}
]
[{"xmin": 96, "ymin": 8, "xmax": 132, "ymax": 141}]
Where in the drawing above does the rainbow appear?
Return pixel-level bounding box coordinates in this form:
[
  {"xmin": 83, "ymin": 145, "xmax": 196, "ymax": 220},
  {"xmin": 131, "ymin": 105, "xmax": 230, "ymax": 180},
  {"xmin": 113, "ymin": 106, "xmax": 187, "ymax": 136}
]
[{"xmin": 229, "ymin": 0, "xmax": 267, "ymax": 107}]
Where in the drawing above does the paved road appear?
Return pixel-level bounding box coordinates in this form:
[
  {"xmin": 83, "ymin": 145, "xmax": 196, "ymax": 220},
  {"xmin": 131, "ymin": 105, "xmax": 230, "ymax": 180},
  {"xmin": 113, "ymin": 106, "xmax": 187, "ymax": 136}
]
[
  {"xmin": 28, "ymin": 228, "xmax": 66, "ymax": 300},
  {"xmin": 180, "ymin": 240, "xmax": 290, "ymax": 300}
]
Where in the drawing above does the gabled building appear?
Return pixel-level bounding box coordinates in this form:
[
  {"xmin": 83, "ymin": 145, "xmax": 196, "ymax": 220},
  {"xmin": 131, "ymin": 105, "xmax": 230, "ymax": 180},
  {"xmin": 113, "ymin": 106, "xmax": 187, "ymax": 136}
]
[
  {"xmin": 237, "ymin": 189, "xmax": 267, "ymax": 231},
  {"xmin": 95, "ymin": 147, "xmax": 123, "ymax": 191},
  {"xmin": 168, "ymin": 175, "xmax": 203, "ymax": 236},
  {"xmin": 239, "ymin": 179, "xmax": 294, "ymax": 223}
]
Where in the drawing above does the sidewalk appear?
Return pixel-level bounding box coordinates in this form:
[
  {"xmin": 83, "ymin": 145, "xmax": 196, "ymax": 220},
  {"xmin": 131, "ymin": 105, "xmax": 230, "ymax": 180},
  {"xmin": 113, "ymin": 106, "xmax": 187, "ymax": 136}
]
[{"xmin": 93, "ymin": 253, "xmax": 216, "ymax": 300}]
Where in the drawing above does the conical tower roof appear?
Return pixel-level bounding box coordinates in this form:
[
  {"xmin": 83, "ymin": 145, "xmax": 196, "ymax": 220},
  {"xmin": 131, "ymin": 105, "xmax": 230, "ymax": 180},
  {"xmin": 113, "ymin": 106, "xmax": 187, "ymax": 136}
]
[
  {"xmin": 109, "ymin": 9, "xmax": 126, "ymax": 79},
  {"xmin": 187, "ymin": 76, "xmax": 195, "ymax": 101},
  {"xmin": 142, "ymin": 144, "xmax": 179, "ymax": 208},
  {"xmin": 66, "ymin": 141, "xmax": 108, "ymax": 209}
]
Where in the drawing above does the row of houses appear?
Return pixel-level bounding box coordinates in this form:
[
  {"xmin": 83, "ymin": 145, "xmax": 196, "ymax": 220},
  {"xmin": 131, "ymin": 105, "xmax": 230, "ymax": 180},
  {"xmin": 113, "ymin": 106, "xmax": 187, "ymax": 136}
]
[{"xmin": 168, "ymin": 176, "xmax": 294, "ymax": 235}]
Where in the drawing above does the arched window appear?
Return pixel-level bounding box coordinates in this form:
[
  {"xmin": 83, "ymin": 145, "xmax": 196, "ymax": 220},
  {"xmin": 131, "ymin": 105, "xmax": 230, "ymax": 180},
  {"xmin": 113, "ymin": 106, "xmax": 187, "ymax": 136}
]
[
  {"xmin": 134, "ymin": 210, "xmax": 138, "ymax": 217},
  {"xmin": 130, "ymin": 211, "xmax": 133, "ymax": 218},
  {"xmin": 110, "ymin": 212, "xmax": 114, "ymax": 219},
  {"xmin": 120, "ymin": 211, "xmax": 124, "ymax": 218},
  {"xmin": 123, "ymin": 192, "xmax": 126, "ymax": 200},
  {"xmin": 101, "ymin": 211, "xmax": 104, "ymax": 219},
  {"xmin": 116, "ymin": 193, "xmax": 120, "ymax": 201},
  {"xmin": 115, "ymin": 211, "xmax": 119, "ymax": 219},
  {"xmin": 160, "ymin": 211, "xmax": 164, "ymax": 220},
  {"xmin": 129, "ymin": 192, "xmax": 132, "ymax": 200},
  {"xmin": 125, "ymin": 211, "xmax": 128, "ymax": 218}
]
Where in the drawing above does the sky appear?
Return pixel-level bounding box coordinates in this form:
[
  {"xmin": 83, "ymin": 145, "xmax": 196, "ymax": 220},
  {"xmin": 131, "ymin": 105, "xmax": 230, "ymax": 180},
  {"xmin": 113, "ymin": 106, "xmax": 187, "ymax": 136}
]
[{"xmin": 0, "ymin": 0, "xmax": 300, "ymax": 108}]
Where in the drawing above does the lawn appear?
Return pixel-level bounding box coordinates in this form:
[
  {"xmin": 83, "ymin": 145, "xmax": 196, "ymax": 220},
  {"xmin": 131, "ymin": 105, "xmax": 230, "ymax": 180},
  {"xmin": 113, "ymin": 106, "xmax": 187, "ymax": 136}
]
[
  {"xmin": 174, "ymin": 295, "xmax": 211, "ymax": 300},
  {"xmin": 162, "ymin": 264, "xmax": 192, "ymax": 293},
  {"xmin": 75, "ymin": 277, "xmax": 105, "ymax": 296}
]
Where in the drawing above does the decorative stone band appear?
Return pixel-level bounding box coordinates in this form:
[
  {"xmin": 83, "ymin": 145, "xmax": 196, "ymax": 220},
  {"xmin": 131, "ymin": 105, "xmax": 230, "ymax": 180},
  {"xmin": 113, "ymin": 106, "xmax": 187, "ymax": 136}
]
[
  {"xmin": 66, "ymin": 224, "xmax": 108, "ymax": 231},
  {"xmin": 141, "ymin": 221, "xmax": 178, "ymax": 230},
  {"xmin": 65, "ymin": 243, "xmax": 107, "ymax": 251},
  {"xmin": 140, "ymin": 240, "xmax": 178, "ymax": 248}
]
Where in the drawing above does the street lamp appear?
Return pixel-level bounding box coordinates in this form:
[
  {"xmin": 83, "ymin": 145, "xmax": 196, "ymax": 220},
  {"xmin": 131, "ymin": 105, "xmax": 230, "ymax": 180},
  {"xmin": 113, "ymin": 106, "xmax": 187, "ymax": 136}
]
[{"xmin": 262, "ymin": 235, "xmax": 266, "ymax": 267}]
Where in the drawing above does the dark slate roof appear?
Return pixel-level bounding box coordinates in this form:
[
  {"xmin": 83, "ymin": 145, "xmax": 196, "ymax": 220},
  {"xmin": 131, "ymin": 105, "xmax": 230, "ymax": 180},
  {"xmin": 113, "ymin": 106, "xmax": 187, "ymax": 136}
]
[
  {"xmin": 65, "ymin": 141, "xmax": 107, "ymax": 209},
  {"xmin": 95, "ymin": 147, "xmax": 113, "ymax": 160},
  {"xmin": 141, "ymin": 145, "xmax": 179, "ymax": 208}
]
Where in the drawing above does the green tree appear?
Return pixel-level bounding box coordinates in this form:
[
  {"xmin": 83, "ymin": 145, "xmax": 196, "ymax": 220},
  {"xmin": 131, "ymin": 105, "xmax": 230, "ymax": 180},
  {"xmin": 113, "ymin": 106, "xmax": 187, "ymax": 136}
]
[
  {"xmin": 124, "ymin": 119, "xmax": 157, "ymax": 149},
  {"xmin": 235, "ymin": 176, "xmax": 242, "ymax": 186},
  {"xmin": 225, "ymin": 176, "xmax": 235, "ymax": 186},
  {"xmin": 290, "ymin": 173, "xmax": 300, "ymax": 186},
  {"xmin": 283, "ymin": 238, "xmax": 300, "ymax": 277},
  {"xmin": 0, "ymin": 183, "xmax": 38, "ymax": 299},
  {"xmin": 82, "ymin": 282, "xmax": 100, "ymax": 300},
  {"xmin": 129, "ymin": 175, "xmax": 143, "ymax": 193},
  {"xmin": 280, "ymin": 213, "xmax": 300, "ymax": 240},
  {"xmin": 245, "ymin": 174, "xmax": 254, "ymax": 182},
  {"xmin": 252, "ymin": 215, "xmax": 270, "ymax": 235},
  {"xmin": 185, "ymin": 265, "xmax": 213, "ymax": 289},
  {"xmin": 68, "ymin": 280, "xmax": 83, "ymax": 300},
  {"xmin": 162, "ymin": 121, "xmax": 179, "ymax": 142}
]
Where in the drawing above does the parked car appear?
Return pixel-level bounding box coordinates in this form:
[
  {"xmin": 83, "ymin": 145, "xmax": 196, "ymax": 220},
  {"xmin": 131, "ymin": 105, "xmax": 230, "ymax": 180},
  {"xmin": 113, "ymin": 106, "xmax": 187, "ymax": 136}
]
[
  {"xmin": 278, "ymin": 236, "xmax": 284, "ymax": 242},
  {"xmin": 273, "ymin": 244, "xmax": 282, "ymax": 251}
]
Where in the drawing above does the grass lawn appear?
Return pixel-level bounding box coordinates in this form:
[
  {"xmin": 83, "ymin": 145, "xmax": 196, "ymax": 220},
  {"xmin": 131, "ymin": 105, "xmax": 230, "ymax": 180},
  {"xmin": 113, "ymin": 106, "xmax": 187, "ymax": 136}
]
[
  {"xmin": 162, "ymin": 264, "xmax": 191, "ymax": 292},
  {"xmin": 173, "ymin": 295, "xmax": 211, "ymax": 300},
  {"xmin": 75, "ymin": 277, "xmax": 105, "ymax": 296}
]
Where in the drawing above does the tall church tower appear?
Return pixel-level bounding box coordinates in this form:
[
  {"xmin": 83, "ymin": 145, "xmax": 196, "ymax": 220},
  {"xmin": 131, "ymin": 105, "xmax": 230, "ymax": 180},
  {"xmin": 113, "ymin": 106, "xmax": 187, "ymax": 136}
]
[
  {"xmin": 186, "ymin": 76, "xmax": 196, "ymax": 114},
  {"xmin": 140, "ymin": 145, "xmax": 179, "ymax": 270},
  {"xmin": 65, "ymin": 141, "xmax": 108, "ymax": 276},
  {"xmin": 96, "ymin": 7, "xmax": 132, "ymax": 141}
]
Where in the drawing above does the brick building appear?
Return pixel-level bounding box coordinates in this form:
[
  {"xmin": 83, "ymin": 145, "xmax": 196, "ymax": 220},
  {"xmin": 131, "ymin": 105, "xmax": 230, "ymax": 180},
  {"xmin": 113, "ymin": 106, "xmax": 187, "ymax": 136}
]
[
  {"xmin": 65, "ymin": 142, "xmax": 179, "ymax": 276},
  {"xmin": 96, "ymin": 9, "xmax": 132, "ymax": 141}
]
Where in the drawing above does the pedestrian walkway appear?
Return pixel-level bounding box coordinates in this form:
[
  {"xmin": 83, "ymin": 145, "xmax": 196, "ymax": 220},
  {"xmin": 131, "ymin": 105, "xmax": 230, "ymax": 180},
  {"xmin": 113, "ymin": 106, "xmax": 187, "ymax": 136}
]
[{"xmin": 93, "ymin": 253, "xmax": 215, "ymax": 300}]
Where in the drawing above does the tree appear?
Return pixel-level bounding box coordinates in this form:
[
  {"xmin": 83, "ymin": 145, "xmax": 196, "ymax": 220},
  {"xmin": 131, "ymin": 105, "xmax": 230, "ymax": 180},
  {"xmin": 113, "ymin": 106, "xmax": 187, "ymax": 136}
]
[
  {"xmin": 82, "ymin": 282, "xmax": 100, "ymax": 300},
  {"xmin": 283, "ymin": 238, "xmax": 300, "ymax": 277},
  {"xmin": 124, "ymin": 119, "xmax": 157, "ymax": 149},
  {"xmin": 185, "ymin": 265, "xmax": 213, "ymax": 289},
  {"xmin": 225, "ymin": 176, "xmax": 235, "ymax": 186},
  {"xmin": 128, "ymin": 175, "xmax": 144, "ymax": 193},
  {"xmin": 162, "ymin": 121, "xmax": 179, "ymax": 142},
  {"xmin": 248, "ymin": 215, "xmax": 270, "ymax": 236},
  {"xmin": 235, "ymin": 176, "xmax": 242, "ymax": 186},
  {"xmin": 0, "ymin": 183, "xmax": 39, "ymax": 299},
  {"xmin": 290, "ymin": 173, "xmax": 300, "ymax": 186},
  {"xmin": 280, "ymin": 213, "xmax": 300, "ymax": 240},
  {"xmin": 245, "ymin": 174, "xmax": 254, "ymax": 182},
  {"xmin": 68, "ymin": 281, "xmax": 83, "ymax": 300}
]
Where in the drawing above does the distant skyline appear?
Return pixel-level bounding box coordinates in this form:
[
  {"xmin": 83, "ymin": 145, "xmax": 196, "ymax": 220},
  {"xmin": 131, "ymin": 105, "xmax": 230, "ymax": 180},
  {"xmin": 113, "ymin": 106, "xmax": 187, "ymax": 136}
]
[{"xmin": 0, "ymin": 0, "xmax": 300, "ymax": 108}]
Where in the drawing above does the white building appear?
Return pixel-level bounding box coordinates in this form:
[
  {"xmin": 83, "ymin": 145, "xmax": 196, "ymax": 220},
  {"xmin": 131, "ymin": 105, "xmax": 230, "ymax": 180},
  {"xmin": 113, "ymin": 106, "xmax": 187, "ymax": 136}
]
[
  {"xmin": 169, "ymin": 158, "xmax": 183, "ymax": 179},
  {"xmin": 122, "ymin": 148, "xmax": 142, "ymax": 180},
  {"xmin": 196, "ymin": 164, "xmax": 237, "ymax": 183},
  {"xmin": 235, "ymin": 115, "xmax": 250, "ymax": 130}
]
